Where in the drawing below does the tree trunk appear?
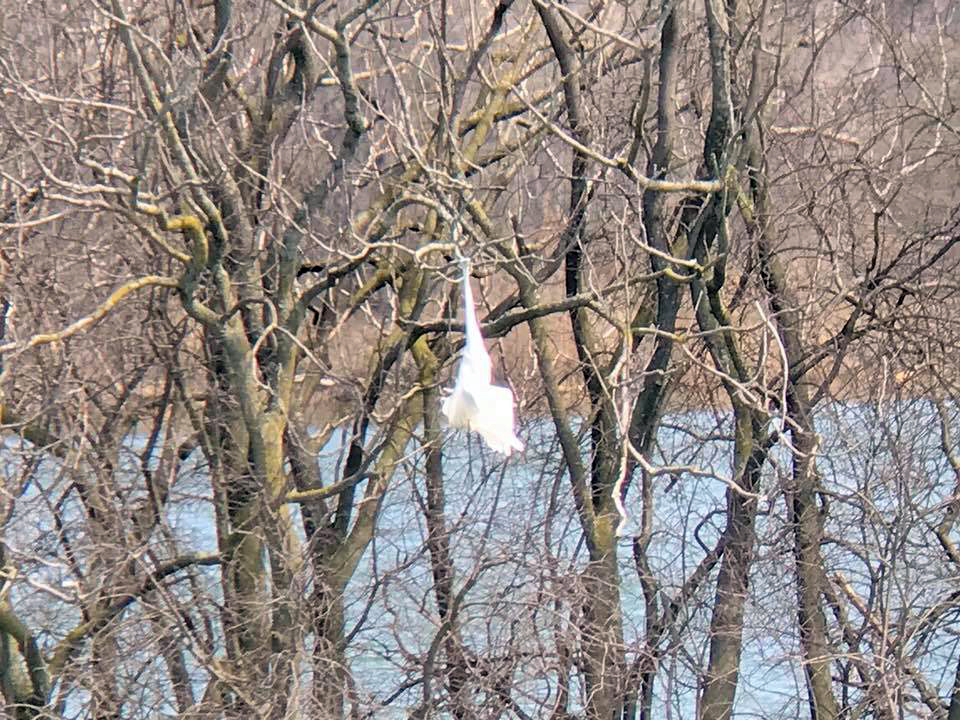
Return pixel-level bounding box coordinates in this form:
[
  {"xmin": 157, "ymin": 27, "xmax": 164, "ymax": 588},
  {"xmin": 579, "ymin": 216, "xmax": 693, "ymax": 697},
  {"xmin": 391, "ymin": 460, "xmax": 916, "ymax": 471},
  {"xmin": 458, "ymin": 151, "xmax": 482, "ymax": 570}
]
[
  {"xmin": 581, "ymin": 536, "xmax": 625, "ymax": 720},
  {"xmin": 312, "ymin": 576, "xmax": 347, "ymax": 719},
  {"xmin": 747, "ymin": 139, "xmax": 840, "ymax": 720},
  {"xmin": 699, "ymin": 415, "xmax": 764, "ymax": 720},
  {"xmin": 789, "ymin": 430, "xmax": 839, "ymax": 720}
]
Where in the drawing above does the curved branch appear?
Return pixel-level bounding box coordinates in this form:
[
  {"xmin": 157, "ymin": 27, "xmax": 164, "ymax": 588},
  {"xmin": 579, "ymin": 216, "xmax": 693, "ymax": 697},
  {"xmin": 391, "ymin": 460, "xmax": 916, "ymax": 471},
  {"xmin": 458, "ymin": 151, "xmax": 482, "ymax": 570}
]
[
  {"xmin": 0, "ymin": 276, "xmax": 178, "ymax": 354},
  {"xmin": 48, "ymin": 553, "xmax": 221, "ymax": 679}
]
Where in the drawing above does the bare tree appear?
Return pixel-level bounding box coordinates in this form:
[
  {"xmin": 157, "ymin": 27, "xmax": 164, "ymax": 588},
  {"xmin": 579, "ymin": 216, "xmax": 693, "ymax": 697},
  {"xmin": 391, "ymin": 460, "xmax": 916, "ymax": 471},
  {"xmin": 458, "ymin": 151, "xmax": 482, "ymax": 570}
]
[{"xmin": 3, "ymin": 0, "xmax": 960, "ymax": 719}]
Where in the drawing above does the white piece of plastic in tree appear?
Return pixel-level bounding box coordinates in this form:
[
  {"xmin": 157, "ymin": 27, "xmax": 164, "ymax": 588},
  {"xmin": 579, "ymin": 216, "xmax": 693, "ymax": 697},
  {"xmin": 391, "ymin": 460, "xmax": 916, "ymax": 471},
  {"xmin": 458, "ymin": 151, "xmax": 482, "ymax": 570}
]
[{"xmin": 442, "ymin": 259, "xmax": 524, "ymax": 456}]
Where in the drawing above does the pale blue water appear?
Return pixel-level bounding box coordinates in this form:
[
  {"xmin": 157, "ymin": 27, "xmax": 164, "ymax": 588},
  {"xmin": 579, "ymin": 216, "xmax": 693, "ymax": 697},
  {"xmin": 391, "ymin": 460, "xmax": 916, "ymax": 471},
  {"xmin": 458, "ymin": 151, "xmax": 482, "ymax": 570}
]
[{"xmin": 2, "ymin": 400, "xmax": 958, "ymax": 718}]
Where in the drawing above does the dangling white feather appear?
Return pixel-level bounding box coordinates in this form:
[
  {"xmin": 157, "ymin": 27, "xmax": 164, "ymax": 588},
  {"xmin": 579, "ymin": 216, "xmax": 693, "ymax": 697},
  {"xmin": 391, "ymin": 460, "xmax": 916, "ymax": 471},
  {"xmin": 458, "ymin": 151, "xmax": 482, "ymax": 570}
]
[{"xmin": 442, "ymin": 259, "xmax": 524, "ymax": 455}]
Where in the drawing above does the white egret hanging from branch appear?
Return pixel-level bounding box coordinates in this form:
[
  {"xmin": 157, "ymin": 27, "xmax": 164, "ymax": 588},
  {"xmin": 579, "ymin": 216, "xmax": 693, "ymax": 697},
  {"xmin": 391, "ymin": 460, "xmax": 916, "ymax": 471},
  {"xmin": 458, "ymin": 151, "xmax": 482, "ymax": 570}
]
[{"xmin": 442, "ymin": 258, "xmax": 524, "ymax": 456}]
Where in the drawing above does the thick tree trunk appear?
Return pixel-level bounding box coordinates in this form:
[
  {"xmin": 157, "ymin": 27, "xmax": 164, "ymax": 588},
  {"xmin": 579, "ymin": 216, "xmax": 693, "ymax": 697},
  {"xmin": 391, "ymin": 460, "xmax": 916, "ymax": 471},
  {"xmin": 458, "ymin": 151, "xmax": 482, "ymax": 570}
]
[
  {"xmin": 699, "ymin": 420, "xmax": 765, "ymax": 720},
  {"xmin": 747, "ymin": 140, "xmax": 840, "ymax": 720},
  {"xmin": 312, "ymin": 577, "xmax": 347, "ymax": 719},
  {"xmin": 948, "ymin": 652, "xmax": 960, "ymax": 720},
  {"xmin": 581, "ymin": 537, "xmax": 626, "ymax": 720},
  {"xmin": 790, "ymin": 430, "xmax": 838, "ymax": 720}
]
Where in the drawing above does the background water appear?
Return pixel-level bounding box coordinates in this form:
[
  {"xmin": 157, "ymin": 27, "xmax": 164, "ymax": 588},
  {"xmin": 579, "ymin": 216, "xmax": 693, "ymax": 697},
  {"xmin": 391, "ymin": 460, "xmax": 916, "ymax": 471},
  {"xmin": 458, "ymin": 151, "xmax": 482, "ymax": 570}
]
[{"xmin": 2, "ymin": 400, "xmax": 956, "ymax": 718}]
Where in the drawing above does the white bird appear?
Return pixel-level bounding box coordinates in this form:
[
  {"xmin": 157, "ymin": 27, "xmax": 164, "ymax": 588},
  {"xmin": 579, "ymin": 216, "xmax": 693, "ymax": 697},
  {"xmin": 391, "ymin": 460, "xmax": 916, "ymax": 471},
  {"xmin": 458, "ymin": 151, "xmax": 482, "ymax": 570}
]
[{"xmin": 441, "ymin": 259, "xmax": 524, "ymax": 456}]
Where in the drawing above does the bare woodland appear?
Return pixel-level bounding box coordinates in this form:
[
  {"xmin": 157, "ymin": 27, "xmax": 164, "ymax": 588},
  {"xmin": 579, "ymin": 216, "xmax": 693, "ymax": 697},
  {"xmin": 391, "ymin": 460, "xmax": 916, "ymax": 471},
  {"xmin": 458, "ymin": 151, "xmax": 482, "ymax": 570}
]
[{"xmin": 2, "ymin": 0, "xmax": 960, "ymax": 718}]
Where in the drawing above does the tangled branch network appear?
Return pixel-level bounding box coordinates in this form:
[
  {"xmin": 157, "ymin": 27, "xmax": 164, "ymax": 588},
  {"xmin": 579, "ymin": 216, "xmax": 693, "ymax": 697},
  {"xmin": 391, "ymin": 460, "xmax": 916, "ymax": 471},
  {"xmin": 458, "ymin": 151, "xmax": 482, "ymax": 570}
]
[{"xmin": 441, "ymin": 259, "xmax": 524, "ymax": 456}]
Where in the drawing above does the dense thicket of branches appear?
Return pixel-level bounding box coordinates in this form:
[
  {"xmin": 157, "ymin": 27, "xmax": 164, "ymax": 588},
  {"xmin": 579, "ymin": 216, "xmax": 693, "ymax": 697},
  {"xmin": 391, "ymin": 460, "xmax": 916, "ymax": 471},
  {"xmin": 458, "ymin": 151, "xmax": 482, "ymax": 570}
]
[{"xmin": 2, "ymin": 0, "xmax": 960, "ymax": 718}]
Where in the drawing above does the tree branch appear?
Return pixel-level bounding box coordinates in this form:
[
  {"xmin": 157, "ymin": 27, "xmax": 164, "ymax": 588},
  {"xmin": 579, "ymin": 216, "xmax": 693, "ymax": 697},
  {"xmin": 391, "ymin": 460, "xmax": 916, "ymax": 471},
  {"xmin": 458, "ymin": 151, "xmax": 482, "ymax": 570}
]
[{"xmin": 0, "ymin": 276, "xmax": 178, "ymax": 354}]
